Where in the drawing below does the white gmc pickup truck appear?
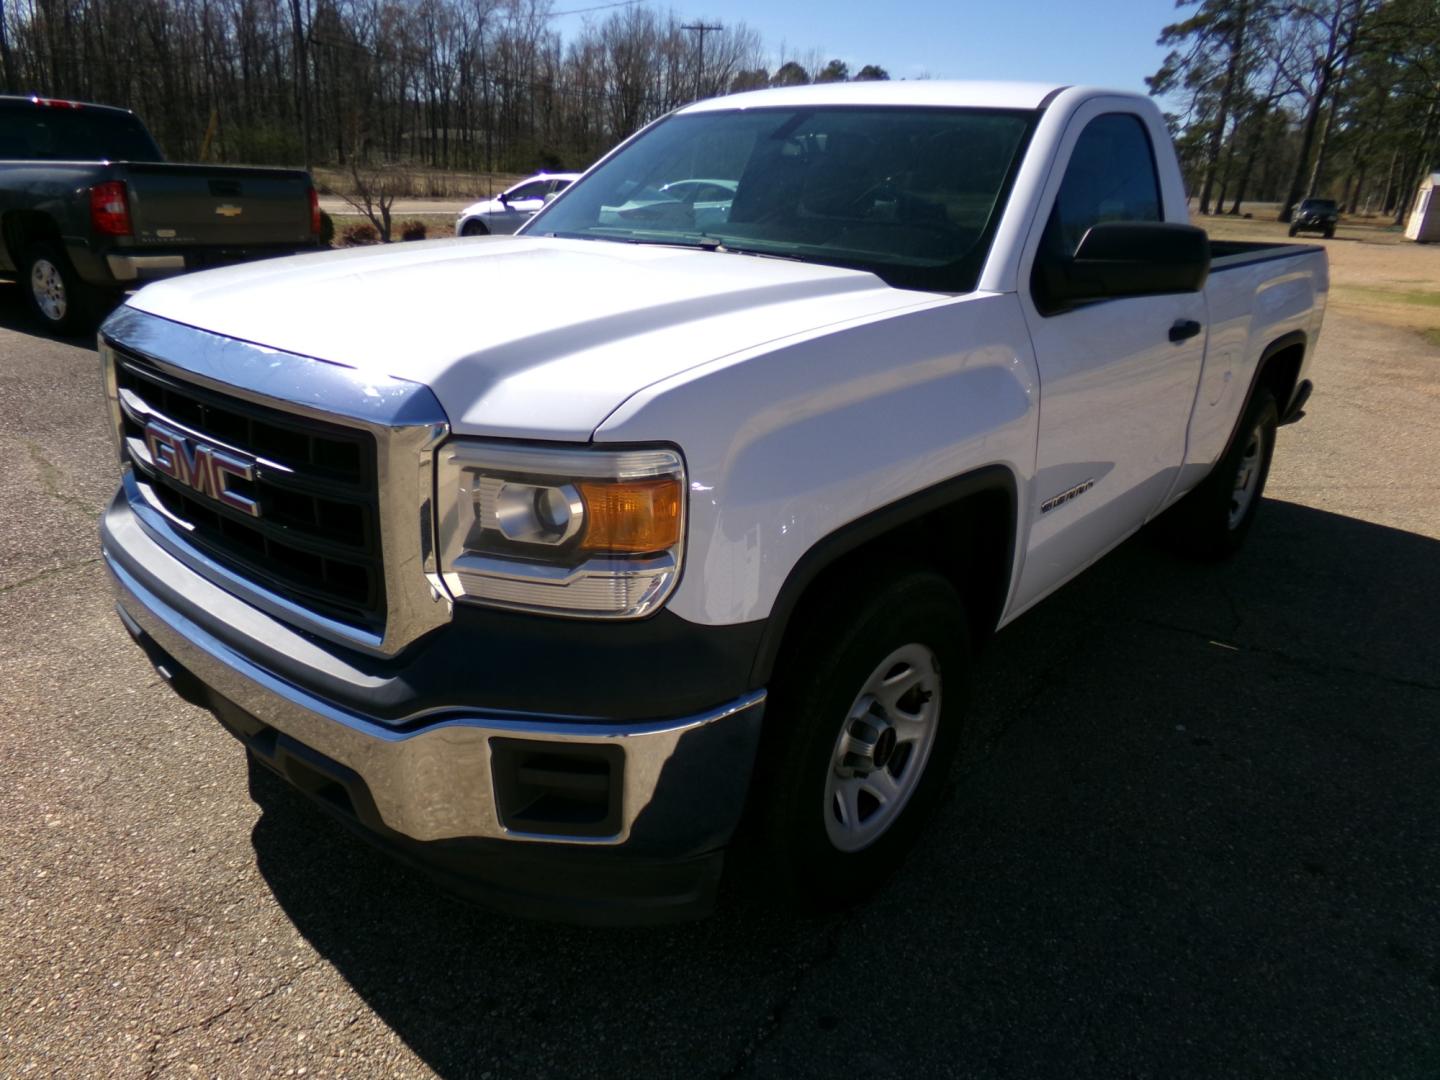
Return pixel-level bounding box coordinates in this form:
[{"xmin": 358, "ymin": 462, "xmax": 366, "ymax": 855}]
[{"xmin": 98, "ymin": 81, "xmax": 1326, "ymax": 923}]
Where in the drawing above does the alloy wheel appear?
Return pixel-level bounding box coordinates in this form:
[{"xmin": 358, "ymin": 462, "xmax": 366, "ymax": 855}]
[
  {"xmin": 1228, "ymin": 423, "xmax": 1264, "ymax": 529},
  {"xmin": 30, "ymin": 258, "xmax": 67, "ymax": 323},
  {"xmin": 823, "ymin": 643, "xmax": 942, "ymax": 853}
]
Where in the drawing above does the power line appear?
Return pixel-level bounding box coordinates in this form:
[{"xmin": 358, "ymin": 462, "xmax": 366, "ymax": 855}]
[{"xmin": 550, "ymin": 0, "xmax": 644, "ymax": 16}]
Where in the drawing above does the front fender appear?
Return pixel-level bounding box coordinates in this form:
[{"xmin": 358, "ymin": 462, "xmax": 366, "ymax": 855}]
[{"xmin": 595, "ymin": 291, "xmax": 1041, "ymax": 630}]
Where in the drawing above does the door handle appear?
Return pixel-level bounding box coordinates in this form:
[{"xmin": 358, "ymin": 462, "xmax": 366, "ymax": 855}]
[{"xmin": 1169, "ymin": 319, "xmax": 1203, "ymax": 343}]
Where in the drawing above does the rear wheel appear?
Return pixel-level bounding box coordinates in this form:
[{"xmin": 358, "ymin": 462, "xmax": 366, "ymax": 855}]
[
  {"xmin": 1323, "ymin": 226, "xmax": 1335, "ymax": 239},
  {"xmin": 1158, "ymin": 385, "xmax": 1279, "ymax": 560},
  {"xmin": 21, "ymin": 242, "xmax": 101, "ymax": 336},
  {"xmin": 750, "ymin": 567, "xmax": 971, "ymax": 909}
]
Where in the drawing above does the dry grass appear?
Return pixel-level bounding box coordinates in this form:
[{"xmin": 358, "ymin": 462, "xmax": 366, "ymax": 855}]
[
  {"xmin": 322, "ymin": 212, "xmax": 459, "ymax": 246},
  {"xmin": 311, "ymin": 165, "xmax": 526, "ymax": 201},
  {"xmin": 385, "ymin": 213, "xmax": 459, "ymax": 239},
  {"xmin": 1194, "ymin": 206, "xmax": 1440, "ymax": 349}
]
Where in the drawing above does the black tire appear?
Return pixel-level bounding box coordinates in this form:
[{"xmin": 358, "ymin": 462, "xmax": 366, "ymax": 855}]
[
  {"xmin": 1323, "ymin": 226, "xmax": 1335, "ymax": 239},
  {"xmin": 1158, "ymin": 385, "xmax": 1279, "ymax": 560},
  {"xmin": 748, "ymin": 567, "xmax": 972, "ymax": 910},
  {"xmin": 20, "ymin": 241, "xmax": 102, "ymax": 336},
  {"xmin": 460, "ymin": 219, "xmax": 488, "ymax": 236},
  {"xmin": 1287, "ymin": 224, "xmax": 1299, "ymax": 237}
]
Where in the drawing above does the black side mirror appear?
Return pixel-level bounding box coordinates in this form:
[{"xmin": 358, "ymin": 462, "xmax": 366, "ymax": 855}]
[
  {"xmin": 498, "ymin": 191, "xmax": 511, "ymax": 205},
  {"xmin": 1038, "ymin": 221, "xmax": 1210, "ymax": 311}
]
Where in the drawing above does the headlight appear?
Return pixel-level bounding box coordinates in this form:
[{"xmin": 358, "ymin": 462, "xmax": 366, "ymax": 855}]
[{"xmin": 435, "ymin": 440, "xmax": 685, "ymax": 618}]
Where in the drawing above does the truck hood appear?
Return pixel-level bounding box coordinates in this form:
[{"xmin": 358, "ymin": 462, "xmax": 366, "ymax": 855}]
[{"xmin": 125, "ymin": 235, "xmax": 934, "ymax": 440}]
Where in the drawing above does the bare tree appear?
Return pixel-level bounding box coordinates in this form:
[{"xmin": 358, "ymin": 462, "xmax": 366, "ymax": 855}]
[
  {"xmin": 1270, "ymin": 0, "xmax": 1379, "ymax": 220},
  {"xmin": 340, "ymin": 157, "xmax": 397, "ymax": 239}
]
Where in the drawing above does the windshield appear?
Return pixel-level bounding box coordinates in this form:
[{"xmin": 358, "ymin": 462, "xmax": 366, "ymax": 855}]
[
  {"xmin": 1301, "ymin": 199, "xmax": 1336, "ymax": 211},
  {"xmin": 0, "ymin": 103, "xmax": 164, "ymax": 162},
  {"xmin": 529, "ymin": 106, "xmax": 1036, "ymax": 293}
]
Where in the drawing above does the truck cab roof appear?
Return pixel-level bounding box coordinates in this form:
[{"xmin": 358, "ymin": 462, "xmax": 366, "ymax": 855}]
[{"xmin": 679, "ymin": 80, "xmax": 1103, "ymax": 114}]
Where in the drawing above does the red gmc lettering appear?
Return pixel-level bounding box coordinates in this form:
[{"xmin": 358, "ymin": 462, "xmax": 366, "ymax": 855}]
[{"xmin": 142, "ymin": 421, "xmax": 259, "ymax": 518}]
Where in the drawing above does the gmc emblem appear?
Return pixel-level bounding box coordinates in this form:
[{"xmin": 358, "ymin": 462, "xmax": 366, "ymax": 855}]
[{"xmin": 143, "ymin": 419, "xmax": 261, "ymax": 518}]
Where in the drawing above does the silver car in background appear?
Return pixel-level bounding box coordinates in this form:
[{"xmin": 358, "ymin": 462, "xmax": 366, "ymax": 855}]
[
  {"xmin": 596, "ymin": 178, "xmax": 738, "ymax": 230},
  {"xmin": 456, "ymin": 173, "xmax": 580, "ymax": 236}
]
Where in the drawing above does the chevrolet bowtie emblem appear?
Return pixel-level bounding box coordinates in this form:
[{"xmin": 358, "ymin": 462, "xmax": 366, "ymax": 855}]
[{"xmin": 215, "ymin": 204, "xmax": 243, "ymax": 217}]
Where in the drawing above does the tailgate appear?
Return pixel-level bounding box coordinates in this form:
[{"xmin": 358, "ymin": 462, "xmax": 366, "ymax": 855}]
[{"xmin": 119, "ymin": 163, "xmax": 313, "ymax": 247}]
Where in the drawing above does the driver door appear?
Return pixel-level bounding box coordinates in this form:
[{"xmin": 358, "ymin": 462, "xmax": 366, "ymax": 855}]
[
  {"xmin": 1012, "ymin": 108, "xmax": 1208, "ymax": 612},
  {"xmin": 493, "ymin": 180, "xmax": 551, "ymax": 233}
]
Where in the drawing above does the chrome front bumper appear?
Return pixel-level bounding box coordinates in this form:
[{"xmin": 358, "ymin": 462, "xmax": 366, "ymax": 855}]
[{"xmin": 102, "ymin": 495, "xmax": 765, "ymax": 851}]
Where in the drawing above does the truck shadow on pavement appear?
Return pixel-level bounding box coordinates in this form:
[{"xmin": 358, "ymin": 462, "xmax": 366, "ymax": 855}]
[
  {"xmin": 0, "ymin": 282, "xmax": 116, "ymax": 344},
  {"xmin": 249, "ymin": 498, "xmax": 1440, "ymax": 1079}
]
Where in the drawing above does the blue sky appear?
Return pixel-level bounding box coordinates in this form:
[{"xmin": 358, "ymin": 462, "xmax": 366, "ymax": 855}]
[{"xmin": 549, "ymin": 0, "xmax": 1181, "ymax": 93}]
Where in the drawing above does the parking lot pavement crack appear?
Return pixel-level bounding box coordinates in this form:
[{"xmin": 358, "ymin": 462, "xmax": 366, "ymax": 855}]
[
  {"xmin": 1131, "ymin": 614, "xmax": 1440, "ymax": 693},
  {"xmin": 1216, "ymin": 578, "xmax": 1246, "ymax": 636},
  {"xmin": 143, "ymin": 961, "xmax": 322, "ymax": 1069},
  {"xmin": 971, "ymin": 612, "xmax": 1115, "ymax": 764},
  {"xmin": 716, "ymin": 918, "xmax": 849, "ymax": 1079},
  {"xmin": 24, "ymin": 441, "xmax": 105, "ymax": 522},
  {"xmin": 0, "ymin": 557, "xmax": 101, "ymax": 596}
]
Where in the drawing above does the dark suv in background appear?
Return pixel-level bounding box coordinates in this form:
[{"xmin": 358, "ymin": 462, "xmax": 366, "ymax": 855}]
[{"xmin": 1289, "ymin": 197, "xmax": 1338, "ymax": 239}]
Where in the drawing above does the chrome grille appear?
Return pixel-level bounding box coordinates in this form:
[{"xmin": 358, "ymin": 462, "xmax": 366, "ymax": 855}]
[
  {"xmin": 101, "ymin": 307, "xmax": 452, "ymax": 657},
  {"xmin": 112, "ymin": 346, "xmax": 386, "ymax": 631}
]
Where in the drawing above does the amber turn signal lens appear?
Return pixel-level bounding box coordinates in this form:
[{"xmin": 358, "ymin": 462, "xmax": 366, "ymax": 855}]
[{"xmin": 578, "ymin": 478, "xmax": 682, "ymax": 554}]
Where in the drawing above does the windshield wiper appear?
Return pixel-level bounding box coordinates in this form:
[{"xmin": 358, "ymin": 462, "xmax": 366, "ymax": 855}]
[
  {"xmin": 543, "ymin": 229, "xmax": 720, "ymax": 251},
  {"xmin": 627, "ymin": 235, "xmax": 722, "ymax": 251},
  {"xmin": 713, "ymin": 243, "xmax": 808, "ymax": 263},
  {"xmin": 547, "ymin": 229, "xmax": 860, "ymax": 273}
]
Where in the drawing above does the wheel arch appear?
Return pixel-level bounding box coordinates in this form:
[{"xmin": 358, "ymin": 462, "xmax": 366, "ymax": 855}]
[
  {"xmin": 749, "ymin": 464, "xmax": 1018, "ymax": 687},
  {"xmin": 1223, "ymin": 329, "xmax": 1306, "ymax": 461},
  {"xmin": 1, "ymin": 209, "xmax": 62, "ymax": 271}
]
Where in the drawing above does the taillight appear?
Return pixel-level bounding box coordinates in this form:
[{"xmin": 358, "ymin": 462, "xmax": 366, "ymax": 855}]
[
  {"xmin": 308, "ymin": 186, "xmax": 321, "ymax": 235},
  {"xmin": 90, "ymin": 181, "xmax": 131, "ymax": 236}
]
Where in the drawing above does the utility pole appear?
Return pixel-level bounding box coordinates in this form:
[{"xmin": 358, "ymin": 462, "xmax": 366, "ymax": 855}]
[{"xmin": 681, "ymin": 22, "xmax": 722, "ymax": 100}]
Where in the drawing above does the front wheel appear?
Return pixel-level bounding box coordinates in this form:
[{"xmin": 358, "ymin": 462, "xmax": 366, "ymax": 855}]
[
  {"xmin": 1287, "ymin": 224, "xmax": 1299, "ymax": 237},
  {"xmin": 750, "ymin": 568, "xmax": 971, "ymax": 909},
  {"xmin": 21, "ymin": 242, "xmax": 101, "ymax": 335},
  {"xmin": 1157, "ymin": 385, "xmax": 1279, "ymax": 560},
  {"xmin": 459, "ymin": 219, "xmax": 488, "ymax": 237}
]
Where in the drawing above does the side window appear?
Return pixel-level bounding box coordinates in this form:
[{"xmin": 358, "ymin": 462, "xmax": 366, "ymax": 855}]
[
  {"xmin": 508, "ymin": 181, "xmax": 551, "ymax": 201},
  {"xmin": 550, "ymin": 179, "xmax": 572, "ymax": 194},
  {"xmin": 1042, "ymin": 113, "xmax": 1162, "ymax": 258}
]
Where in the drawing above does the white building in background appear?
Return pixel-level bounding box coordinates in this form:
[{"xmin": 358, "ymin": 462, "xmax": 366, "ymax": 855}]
[{"xmin": 1405, "ymin": 173, "xmax": 1440, "ymax": 242}]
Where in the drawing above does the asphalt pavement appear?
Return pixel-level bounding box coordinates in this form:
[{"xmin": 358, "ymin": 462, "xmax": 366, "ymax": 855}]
[{"xmin": 1, "ymin": 289, "xmax": 1437, "ymax": 1078}]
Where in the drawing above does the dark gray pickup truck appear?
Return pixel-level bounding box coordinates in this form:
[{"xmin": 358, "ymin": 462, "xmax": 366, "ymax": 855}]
[{"xmin": 0, "ymin": 95, "xmax": 322, "ymax": 333}]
